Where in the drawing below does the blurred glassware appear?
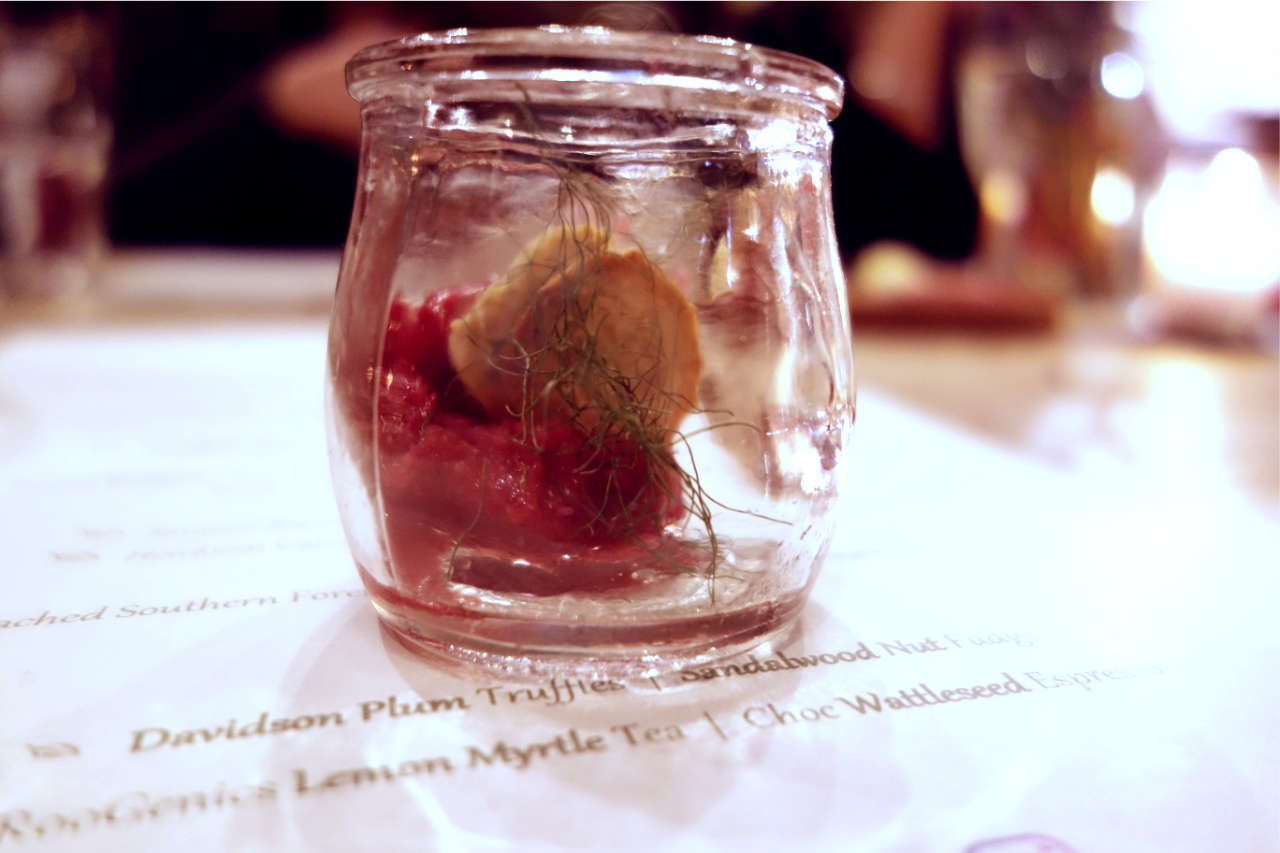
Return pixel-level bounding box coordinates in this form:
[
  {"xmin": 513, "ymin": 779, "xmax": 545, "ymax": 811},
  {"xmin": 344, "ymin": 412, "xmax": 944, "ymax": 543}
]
[
  {"xmin": 1129, "ymin": 141, "xmax": 1280, "ymax": 350},
  {"xmin": 1121, "ymin": 0, "xmax": 1279, "ymax": 349},
  {"xmin": 1143, "ymin": 145, "xmax": 1280, "ymax": 296},
  {"xmin": 955, "ymin": 3, "xmax": 1166, "ymax": 298},
  {"xmin": 0, "ymin": 6, "xmax": 112, "ymax": 300},
  {"xmin": 1124, "ymin": 0, "xmax": 1279, "ymax": 148}
]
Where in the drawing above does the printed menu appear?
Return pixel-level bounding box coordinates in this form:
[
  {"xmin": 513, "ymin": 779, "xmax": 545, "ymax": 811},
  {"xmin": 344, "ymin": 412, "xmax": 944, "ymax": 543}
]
[{"xmin": 2, "ymin": 308, "xmax": 1277, "ymax": 852}]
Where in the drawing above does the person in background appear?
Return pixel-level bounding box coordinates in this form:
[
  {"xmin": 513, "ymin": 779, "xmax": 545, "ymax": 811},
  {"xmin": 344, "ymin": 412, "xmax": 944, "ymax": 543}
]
[{"xmin": 107, "ymin": 2, "xmax": 978, "ymax": 262}]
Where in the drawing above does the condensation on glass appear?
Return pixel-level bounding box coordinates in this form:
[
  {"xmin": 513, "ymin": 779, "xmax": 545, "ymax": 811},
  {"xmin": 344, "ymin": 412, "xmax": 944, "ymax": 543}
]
[{"xmin": 326, "ymin": 27, "xmax": 855, "ymax": 677}]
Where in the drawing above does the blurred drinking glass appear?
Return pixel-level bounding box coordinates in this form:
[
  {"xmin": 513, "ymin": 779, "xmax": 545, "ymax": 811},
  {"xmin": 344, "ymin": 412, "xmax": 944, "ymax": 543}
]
[
  {"xmin": 955, "ymin": 3, "xmax": 1165, "ymax": 298},
  {"xmin": 0, "ymin": 6, "xmax": 111, "ymax": 300}
]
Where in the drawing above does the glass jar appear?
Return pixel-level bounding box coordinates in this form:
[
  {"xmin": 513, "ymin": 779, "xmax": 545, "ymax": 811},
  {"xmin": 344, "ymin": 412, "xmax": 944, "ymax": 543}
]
[{"xmin": 326, "ymin": 26, "xmax": 854, "ymax": 677}]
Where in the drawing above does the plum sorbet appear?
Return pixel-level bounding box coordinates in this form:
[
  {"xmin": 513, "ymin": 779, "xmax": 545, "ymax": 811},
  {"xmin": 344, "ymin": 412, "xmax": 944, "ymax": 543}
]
[{"xmin": 371, "ymin": 286, "xmax": 689, "ymax": 596}]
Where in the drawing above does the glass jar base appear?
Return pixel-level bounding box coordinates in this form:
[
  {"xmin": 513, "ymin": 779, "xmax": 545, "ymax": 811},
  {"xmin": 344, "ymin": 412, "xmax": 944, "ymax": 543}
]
[{"xmin": 364, "ymin": 579, "xmax": 806, "ymax": 681}]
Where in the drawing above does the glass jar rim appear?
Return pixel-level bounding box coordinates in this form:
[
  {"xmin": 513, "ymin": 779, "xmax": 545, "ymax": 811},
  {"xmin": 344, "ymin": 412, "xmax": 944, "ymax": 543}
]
[{"xmin": 346, "ymin": 25, "xmax": 845, "ymax": 120}]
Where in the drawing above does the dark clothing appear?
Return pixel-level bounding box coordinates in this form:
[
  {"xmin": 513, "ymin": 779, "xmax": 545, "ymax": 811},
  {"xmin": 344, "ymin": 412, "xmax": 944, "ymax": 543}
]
[{"xmin": 106, "ymin": 2, "xmax": 977, "ymax": 260}]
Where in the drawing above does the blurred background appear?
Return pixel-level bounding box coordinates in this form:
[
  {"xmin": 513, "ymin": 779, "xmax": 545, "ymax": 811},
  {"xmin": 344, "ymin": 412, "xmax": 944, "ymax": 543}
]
[
  {"xmin": 2, "ymin": 0, "xmax": 1276, "ymax": 347},
  {"xmin": 4, "ymin": 1, "xmax": 985, "ymax": 254}
]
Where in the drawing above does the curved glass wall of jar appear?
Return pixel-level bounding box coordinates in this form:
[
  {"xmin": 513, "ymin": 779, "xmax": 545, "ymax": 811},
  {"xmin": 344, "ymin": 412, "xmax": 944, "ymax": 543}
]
[{"xmin": 326, "ymin": 27, "xmax": 854, "ymax": 676}]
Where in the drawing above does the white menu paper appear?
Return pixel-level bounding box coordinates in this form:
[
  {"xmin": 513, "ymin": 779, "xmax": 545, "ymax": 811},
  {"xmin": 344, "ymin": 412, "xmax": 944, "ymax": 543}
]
[{"xmin": 2, "ymin": 303, "xmax": 1277, "ymax": 852}]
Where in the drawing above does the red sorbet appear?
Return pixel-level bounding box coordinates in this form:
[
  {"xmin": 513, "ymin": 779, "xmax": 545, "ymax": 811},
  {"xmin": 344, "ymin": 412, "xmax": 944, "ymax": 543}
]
[{"xmin": 372, "ymin": 287, "xmax": 685, "ymax": 595}]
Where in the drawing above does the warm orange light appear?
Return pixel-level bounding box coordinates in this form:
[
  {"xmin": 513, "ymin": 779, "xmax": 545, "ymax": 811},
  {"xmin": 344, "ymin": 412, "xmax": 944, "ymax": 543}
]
[{"xmin": 1090, "ymin": 167, "xmax": 1136, "ymax": 226}]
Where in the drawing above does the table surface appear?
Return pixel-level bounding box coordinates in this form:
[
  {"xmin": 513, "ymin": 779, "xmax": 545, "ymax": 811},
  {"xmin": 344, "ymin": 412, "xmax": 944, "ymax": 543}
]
[{"xmin": 2, "ymin": 252, "xmax": 1277, "ymax": 852}]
